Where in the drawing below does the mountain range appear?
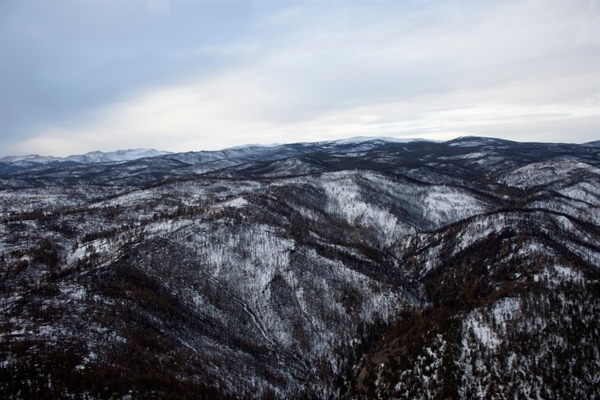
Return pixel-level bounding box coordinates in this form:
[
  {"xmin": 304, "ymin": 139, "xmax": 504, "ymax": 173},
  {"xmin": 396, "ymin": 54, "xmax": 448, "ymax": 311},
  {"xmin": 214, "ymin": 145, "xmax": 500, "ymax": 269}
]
[
  {"xmin": 0, "ymin": 136, "xmax": 598, "ymax": 399},
  {"xmin": 0, "ymin": 148, "xmax": 171, "ymax": 175}
]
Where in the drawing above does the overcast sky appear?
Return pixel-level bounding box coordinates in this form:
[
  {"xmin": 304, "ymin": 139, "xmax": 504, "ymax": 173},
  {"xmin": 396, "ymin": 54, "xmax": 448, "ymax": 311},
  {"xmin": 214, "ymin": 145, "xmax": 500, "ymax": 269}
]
[{"xmin": 1, "ymin": 0, "xmax": 598, "ymax": 156}]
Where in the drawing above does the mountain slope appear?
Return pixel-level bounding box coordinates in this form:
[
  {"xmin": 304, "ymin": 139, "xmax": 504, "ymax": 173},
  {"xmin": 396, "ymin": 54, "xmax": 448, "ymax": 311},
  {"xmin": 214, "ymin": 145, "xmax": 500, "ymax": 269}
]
[{"xmin": 0, "ymin": 137, "xmax": 598, "ymax": 398}]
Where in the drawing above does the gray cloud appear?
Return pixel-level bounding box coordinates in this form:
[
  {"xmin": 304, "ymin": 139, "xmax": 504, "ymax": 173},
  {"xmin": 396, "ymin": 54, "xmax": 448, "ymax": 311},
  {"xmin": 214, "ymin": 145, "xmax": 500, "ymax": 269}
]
[
  {"xmin": 1, "ymin": 1, "xmax": 253, "ymax": 150},
  {"xmin": 1, "ymin": 0, "xmax": 598, "ymax": 156}
]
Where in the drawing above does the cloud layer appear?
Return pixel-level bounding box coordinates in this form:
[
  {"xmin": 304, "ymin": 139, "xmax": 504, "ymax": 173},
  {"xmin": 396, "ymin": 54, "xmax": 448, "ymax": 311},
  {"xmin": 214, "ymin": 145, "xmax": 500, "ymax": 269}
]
[{"xmin": 2, "ymin": 1, "xmax": 598, "ymax": 156}]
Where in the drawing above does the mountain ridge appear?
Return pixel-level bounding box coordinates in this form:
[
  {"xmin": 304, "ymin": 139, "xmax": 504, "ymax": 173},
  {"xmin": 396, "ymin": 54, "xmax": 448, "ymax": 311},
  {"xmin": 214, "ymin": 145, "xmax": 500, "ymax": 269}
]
[
  {"xmin": 1, "ymin": 136, "xmax": 597, "ymax": 189},
  {"xmin": 0, "ymin": 136, "xmax": 598, "ymax": 398},
  {"xmin": 0, "ymin": 148, "xmax": 171, "ymax": 165},
  {"xmin": 4, "ymin": 135, "xmax": 593, "ymax": 163}
]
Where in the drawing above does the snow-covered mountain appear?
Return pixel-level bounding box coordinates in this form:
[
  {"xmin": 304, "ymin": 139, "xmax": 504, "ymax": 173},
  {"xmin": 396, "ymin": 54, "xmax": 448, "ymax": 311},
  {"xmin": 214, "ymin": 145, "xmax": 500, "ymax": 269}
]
[
  {"xmin": 66, "ymin": 148, "xmax": 171, "ymax": 163},
  {"xmin": 1, "ymin": 137, "xmax": 425, "ymax": 167},
  {"xmin": 0, "ymin": 148, "xmax": 170, "ymax": 166},
  {"xmin": 0, "ymin": 137, "xmax": 598, "ymax": 399}
]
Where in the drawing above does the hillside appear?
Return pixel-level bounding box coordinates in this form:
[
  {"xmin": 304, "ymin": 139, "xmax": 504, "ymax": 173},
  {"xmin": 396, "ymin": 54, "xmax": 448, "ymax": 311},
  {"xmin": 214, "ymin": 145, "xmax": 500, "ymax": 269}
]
[{"xmin": 0, "ymin": 137, "xmax": 598, "ymax": 399}]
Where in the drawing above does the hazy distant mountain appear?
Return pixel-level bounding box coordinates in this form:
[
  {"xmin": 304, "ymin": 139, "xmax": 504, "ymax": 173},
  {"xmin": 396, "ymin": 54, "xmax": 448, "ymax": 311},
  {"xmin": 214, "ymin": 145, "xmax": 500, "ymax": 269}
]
[
  {"xmin": 0, "ymin": 148, "xmax": 171, "ymax": 164},
  {"xmin": 0, "ymin": 137, "xmax": 598, "ymax": 399},
  {"xmin": 0, "ymin": 148, "xmax": 170, "ymax": 173}
]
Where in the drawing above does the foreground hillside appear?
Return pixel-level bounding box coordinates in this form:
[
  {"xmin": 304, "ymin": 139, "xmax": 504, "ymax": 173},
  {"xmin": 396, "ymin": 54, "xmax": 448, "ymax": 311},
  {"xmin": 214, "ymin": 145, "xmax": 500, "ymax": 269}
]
[{"xmin": 0, "ymin": 137, "xmax": 598, "ymax": 398}]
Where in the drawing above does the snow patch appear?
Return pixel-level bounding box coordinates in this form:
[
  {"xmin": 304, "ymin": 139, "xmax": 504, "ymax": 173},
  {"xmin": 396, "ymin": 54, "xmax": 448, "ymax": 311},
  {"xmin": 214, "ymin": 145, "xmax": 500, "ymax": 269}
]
[
  {"xmin": 422, "ymin": 186, "xmax": 487, "ymax": 226},
  {"xmin": 501, "ymin": 158, "xmax": 600, "ymax": 189},
  {"xmin": 463, "ymin": 297, "xmax": 521, "ymax": 350},
  {"xmin": 219, "ymin": 197, "xmax": 248, "ymax": 208}
]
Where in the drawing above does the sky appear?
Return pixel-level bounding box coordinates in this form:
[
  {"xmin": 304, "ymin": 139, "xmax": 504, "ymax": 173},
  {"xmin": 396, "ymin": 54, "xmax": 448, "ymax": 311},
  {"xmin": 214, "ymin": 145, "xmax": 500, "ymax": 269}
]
[{"xmin": 1, "ymin": 0, "xmax": 599, "ymax": 157}]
